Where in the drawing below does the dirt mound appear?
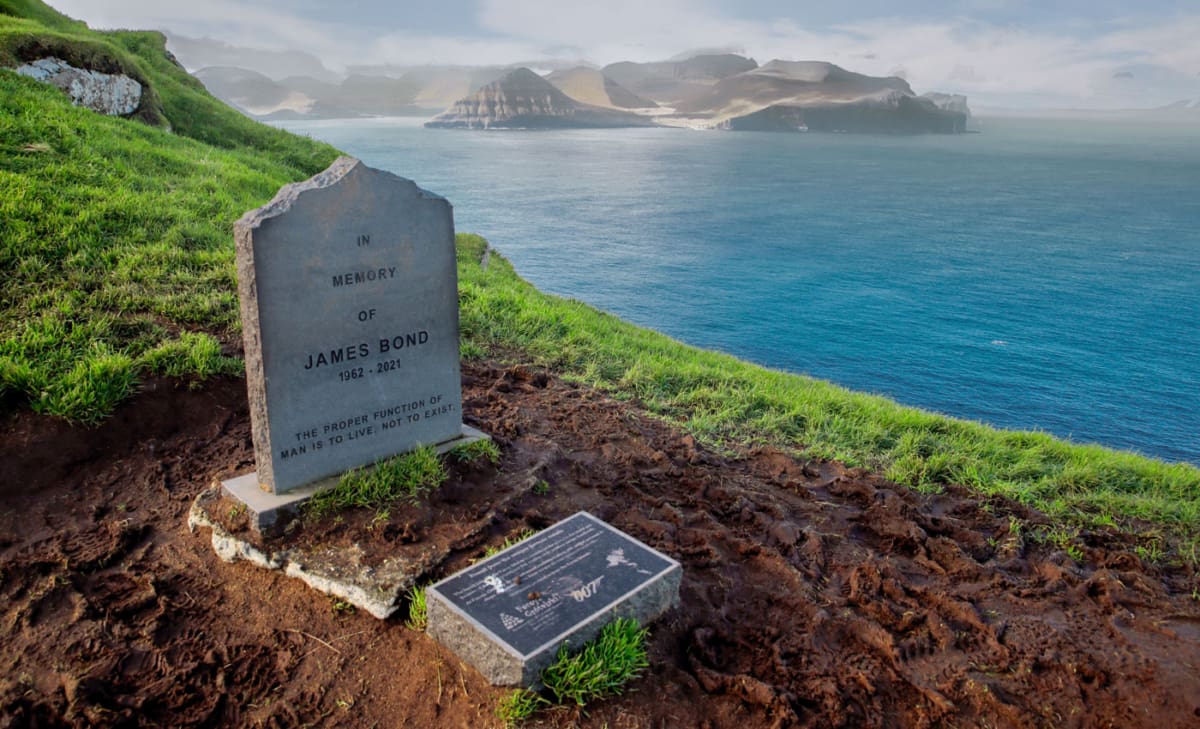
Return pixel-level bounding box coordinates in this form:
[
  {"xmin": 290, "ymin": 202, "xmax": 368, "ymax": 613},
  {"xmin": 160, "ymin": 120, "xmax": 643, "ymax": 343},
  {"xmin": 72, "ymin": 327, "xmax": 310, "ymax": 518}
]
[{"xmin": 2, "ymin": 362, "xmax": 1198, "ymax": 727}]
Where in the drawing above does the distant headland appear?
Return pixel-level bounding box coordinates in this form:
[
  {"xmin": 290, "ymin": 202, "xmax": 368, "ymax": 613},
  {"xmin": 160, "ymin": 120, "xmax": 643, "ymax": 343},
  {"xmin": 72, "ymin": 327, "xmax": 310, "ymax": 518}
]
[{"xmin": 195, "ymin": 51, "xmax": 971, "ymax": 135}]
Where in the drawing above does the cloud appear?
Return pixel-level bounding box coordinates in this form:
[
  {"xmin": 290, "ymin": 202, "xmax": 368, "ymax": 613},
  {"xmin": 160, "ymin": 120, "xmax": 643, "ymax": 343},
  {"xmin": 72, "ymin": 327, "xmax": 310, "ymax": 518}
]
[
  {"xmin": 52, "ymin": 0, "xmax": 362, "ymax": 61},
  {"xmin": 51, "ymin": 0, "xmax": 1200, "ymax": 107},
  {"xmin": 366, "ymin": 33, "xmax": 546, "ymax": 67},
  {"xmin": 475, "ymin": 0, "xmax": 1200, "ymax": 105}
]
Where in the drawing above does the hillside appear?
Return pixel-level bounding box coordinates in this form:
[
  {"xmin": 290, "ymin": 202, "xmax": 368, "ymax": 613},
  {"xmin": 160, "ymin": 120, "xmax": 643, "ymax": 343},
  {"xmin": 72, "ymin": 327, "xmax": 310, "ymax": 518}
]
[
  {"xmin": 2, "ymin": 0, "xmax": 1197, "ymax": 572},
  {"xmin": 0, "ymin": 0, "xmax": 340, "ymax": 422},
  {"xmin": 1, "ymin": 2, "xmax": 1199, "ymax": 726}
]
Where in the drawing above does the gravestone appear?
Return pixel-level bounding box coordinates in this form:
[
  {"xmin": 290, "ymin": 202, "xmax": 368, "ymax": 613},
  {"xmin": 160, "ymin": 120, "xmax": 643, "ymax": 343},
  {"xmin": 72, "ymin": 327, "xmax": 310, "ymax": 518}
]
[
  {"xmin": 225, "ymin": 156, "xmax": 485, "ymax": 532},
  {"xmin": 427, "ymin": 512, "xmax": 682, "ymax": 687}
]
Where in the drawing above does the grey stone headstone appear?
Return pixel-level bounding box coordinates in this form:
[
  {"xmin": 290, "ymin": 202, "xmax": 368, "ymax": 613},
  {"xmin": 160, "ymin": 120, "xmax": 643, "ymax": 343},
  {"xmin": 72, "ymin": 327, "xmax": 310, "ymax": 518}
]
[
  {"xmin": 232, "ymin": 156, "xmax": 472, "ymax": 496},
  {"xmin": 427, "ymin": 512, "xmax": 682, "ymax": 687}
]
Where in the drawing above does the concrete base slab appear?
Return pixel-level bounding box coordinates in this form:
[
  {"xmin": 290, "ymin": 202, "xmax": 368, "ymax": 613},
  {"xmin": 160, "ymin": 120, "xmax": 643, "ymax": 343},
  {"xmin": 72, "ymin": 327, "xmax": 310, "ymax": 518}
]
[
  {"xmin": 188, "ymin": 486, "xmax": 431, "ymax": 619},
  {"xmin": 222, "ymin": 424, "xmax": 490, "ymax": 536}
]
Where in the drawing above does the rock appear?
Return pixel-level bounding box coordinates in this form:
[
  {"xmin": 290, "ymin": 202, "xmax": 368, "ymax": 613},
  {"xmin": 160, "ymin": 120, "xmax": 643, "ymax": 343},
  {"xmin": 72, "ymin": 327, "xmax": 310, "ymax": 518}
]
[{"xmin": 16, "ymin": 57, "xmax": 141, "ymax": 116}]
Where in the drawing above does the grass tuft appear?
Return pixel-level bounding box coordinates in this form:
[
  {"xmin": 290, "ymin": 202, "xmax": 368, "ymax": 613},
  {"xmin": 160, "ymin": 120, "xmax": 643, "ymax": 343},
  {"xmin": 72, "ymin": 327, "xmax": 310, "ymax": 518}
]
[
  {"xmin": 495, "ymin": 689, "xmax": 548, "ymax": 728},
  {"xmin": 141, "ymin": 330, "xmax": 241, "ymax": 378},
  {"xmin": 305, "ymin": 446, "xmax": 446, "ymax": 518},
  {"xmin": 541, "ymin": 617, "xmax": 649, "ymax": 707},
  {"xmin": 405, "ymin": 584, "xmax": 428, "ymax": 631},
  {"xmin": 448, "ymin": 438, "xmax": 501, "ymax": 466},
  {"xmin": 482, "ymin": 529, "xmax": 538, "ymax": 559}
]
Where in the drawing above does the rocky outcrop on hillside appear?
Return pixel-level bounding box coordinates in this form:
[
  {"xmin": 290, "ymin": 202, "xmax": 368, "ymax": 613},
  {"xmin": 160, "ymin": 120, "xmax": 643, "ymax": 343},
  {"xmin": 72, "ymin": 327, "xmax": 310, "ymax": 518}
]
[
  {"xmin": 670, "ymin": 60, "xmax": 969, "ymax": 133},
  {"xmin": 426, "ymin": 67, "xmax": 654, "ymax": 129},
  {"xmin": 15, "ymin": 57, "xmax": 141, "ymax": 116}
]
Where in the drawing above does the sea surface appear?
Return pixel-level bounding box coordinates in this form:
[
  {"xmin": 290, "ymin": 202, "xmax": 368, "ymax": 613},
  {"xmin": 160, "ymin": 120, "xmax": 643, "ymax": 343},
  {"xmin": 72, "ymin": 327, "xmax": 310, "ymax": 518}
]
[{"xmin": 276, "ymin": 116, "xmax": 1200, "ymax": 465}]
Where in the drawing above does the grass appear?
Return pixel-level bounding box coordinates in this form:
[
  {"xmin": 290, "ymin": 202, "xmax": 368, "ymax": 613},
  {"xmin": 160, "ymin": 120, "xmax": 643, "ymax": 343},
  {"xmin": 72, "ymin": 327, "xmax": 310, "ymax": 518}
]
[
  {"xmin": 305, "ymin": 446, "xmax": 446, "ymax": 518},
  {"xmin": 482, "ymin": 529, "xmax": 538, "ymax": 559},
  {"xmin": 448, "ymin": 438, "xmax": 501, "ymax": 466},
  {"xmin": 405, "ymin": 585, "xmax": 428, "ymax": 631},
  {"xmin": 540, "ymin": 617, "xmax": 650, "ymax": 707},
  {"xmin": 454, "ymin": 234, "xmax": 1200, "ymax": 557},
  {"xmin": 494, "ymin": 618, "xmax": 649, "ymax": 727},
  {"xmin": 0, "ymin": 0, "xmax": 338, "ymax": 422},
  {"xmin": 496, "ymin": 689, "xmax": 548, "ymax": 728}
]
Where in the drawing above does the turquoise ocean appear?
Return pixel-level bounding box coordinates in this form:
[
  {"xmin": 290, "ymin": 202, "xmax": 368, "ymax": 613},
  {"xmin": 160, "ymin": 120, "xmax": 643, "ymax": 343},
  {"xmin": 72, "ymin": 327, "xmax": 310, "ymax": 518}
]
[{"xmin": 277, "ymin": 116, "xmax": 1200, "ymax": 465}]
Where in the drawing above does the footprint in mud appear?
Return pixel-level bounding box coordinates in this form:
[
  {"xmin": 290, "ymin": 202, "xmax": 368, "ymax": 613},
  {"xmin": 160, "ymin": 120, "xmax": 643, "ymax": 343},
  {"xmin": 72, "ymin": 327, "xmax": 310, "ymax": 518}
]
[
  {"xmin": 1157, "ymin": 616, "xmax": 1200, "ymax": 644},
  {"xmin": 686, "ymin": 627, "xmax": 801, "ymax": 726},
  {"xmin": 80, "ymin": 572, "xmax": 158, "ymax": 619},
  {"xmin": 60, "ymin": 520, "xmax": 149, "ymax": 572},
  {"xmin": 24, "ymin": 580, "xmax": 85, "ymax": 628}
]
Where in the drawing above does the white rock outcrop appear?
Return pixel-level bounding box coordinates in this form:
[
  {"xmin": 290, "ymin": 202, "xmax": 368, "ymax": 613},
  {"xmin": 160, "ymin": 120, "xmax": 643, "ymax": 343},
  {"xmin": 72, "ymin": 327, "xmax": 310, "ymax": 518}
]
[{"xmin": 16, "ymin": 57, "xmax": 142, "ymax": 116}]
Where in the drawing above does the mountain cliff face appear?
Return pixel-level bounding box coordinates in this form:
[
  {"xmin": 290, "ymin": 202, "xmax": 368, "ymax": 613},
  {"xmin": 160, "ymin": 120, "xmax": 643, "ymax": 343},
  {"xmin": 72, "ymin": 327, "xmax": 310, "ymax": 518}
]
[
  {"xmin": 921, "ymin": 92, "xmax": 972, "ymax": 117},
  {"xmin": 670, "ymin": 61, "xmax": 969, "ymax": 133},
  {"xmin": 425, "ymin": 67, "xmax": 654, "ymax": 129},
  {"xmin": 545, "ymin": 67, "xmax": 658, "ymax": 109}
]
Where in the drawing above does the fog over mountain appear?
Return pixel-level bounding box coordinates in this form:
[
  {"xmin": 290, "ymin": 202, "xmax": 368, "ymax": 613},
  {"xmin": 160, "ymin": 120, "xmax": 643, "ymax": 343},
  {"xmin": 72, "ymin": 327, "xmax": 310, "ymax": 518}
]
[
  {"xmin": 55, "ymin": 0, "xmax": 1200, "ymax": 111},
  {"xmin": 166, "ymin": 34, "xmax": 338, "ymax": 83}
]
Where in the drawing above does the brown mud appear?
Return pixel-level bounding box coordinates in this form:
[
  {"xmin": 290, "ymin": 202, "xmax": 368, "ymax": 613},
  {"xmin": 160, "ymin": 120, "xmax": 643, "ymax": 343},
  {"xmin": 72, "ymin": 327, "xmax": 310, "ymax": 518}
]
[{"xmin": 2, "ymin": 361, "xmax": 1199, "ymax": 728}]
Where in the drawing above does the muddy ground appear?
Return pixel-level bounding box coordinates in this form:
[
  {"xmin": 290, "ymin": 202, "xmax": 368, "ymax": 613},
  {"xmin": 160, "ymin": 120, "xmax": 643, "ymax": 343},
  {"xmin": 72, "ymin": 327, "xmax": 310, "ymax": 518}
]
[{"xmin": 2, "ymin": 360, "xmax": 1199, "ymax": 728}]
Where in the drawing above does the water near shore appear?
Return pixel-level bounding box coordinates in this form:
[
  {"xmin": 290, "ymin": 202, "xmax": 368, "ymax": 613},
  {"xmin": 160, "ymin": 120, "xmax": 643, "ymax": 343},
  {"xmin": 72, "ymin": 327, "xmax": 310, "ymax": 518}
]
[{"xmin": 278, "ymin": 116, "xmax": 1200, "ymax": 464}]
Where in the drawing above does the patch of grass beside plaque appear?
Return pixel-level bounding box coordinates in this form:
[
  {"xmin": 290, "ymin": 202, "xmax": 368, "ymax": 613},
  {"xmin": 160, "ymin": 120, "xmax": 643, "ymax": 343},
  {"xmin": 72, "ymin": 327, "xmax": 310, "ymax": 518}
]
[
  {"xmin": 495, "ymin": 688, "xmax": 547, "ymax": 728},
  {"xmin": 482, "ymin": 528, "xmax": 538, "ymax": 559},
  {"xmin": 495, "ymin": 618, "xmax": 649, "ymax": 727},
  {"xmin": 405, "ymin": 584, "xmax": 428, "ymax": 631},
  {"xmin": 305, "ymin": 446, "xmax": 447, "ymax": 518},
  {"xmin": 455, "ymin": 234, "xmax": 1200, "ymax": 563},
  {"xmin": 541, "ymin": 618, "xmax": 650, "ymax": 706}
]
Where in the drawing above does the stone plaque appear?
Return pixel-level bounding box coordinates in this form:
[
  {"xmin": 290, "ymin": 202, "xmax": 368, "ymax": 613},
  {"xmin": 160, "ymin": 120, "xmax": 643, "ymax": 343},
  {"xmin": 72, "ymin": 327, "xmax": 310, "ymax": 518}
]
[
  {"xmin": 233, "ymin": 156, "xmax": 470, "ymax": 495},
  {"xmin": 427, "ymin": 512, "xmax": 682, "ymax": 686}
]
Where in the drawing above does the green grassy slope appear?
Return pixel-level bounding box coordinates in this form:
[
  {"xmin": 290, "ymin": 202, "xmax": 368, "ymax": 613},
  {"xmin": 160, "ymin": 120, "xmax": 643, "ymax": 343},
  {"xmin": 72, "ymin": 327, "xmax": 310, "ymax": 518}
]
[{"xmin": 0, "ymin": 1, "xmax": 339, "ymax": 421}]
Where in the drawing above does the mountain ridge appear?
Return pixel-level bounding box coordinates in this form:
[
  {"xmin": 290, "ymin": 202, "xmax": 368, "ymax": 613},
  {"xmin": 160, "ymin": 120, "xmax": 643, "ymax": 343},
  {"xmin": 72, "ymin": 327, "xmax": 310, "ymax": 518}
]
[{"xmin": 425, "ymin": 67, "xmax": 655, "ymax": 129}]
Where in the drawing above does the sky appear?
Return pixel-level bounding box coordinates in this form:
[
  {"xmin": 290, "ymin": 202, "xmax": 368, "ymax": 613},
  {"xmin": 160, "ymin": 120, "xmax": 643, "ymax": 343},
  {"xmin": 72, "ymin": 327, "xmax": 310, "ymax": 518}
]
[{"xmin": 50, "ymin": 0, "xmax": 1200, "ymax": 109}]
